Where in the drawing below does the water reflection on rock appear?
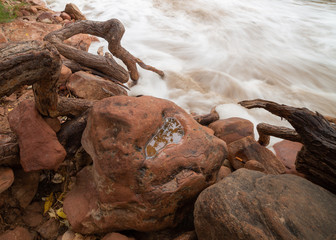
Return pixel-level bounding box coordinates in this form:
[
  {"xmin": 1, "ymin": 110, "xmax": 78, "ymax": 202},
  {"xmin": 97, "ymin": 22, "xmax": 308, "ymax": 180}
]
[{"xmin": 146, "ymin": 117, "xmax": 184, "ymax": 158}]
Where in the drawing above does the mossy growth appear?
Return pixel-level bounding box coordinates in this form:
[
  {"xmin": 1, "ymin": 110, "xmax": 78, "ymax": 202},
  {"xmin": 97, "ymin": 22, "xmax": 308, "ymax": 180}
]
[{"xmin": 0, "ymin": 0, "xmax": 27, "ymax": 23}]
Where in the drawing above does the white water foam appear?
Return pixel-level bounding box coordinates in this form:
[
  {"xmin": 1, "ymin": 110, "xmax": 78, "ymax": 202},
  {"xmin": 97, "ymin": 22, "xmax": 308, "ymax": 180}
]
[{"xmin": 47, "ymin": 0, "xmax": 336, "ymax": 143}]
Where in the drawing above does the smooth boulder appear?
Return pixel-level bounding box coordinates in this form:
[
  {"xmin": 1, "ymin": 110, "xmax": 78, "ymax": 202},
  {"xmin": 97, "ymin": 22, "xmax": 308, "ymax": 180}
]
[
  {"xmin": 64, "ymin": 96, "xmax": 227, "ymax": 234},
  {"xmin": 194, "ymin": 169, "xmax": 336, "ymax": 240},
  {"xmin": 209, "ymin": 117, "xmax": 254, "ymax": 144}
]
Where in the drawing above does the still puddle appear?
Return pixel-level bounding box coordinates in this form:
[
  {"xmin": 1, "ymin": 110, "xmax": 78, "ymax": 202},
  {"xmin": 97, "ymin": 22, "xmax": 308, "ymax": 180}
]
[{"xmin": 145, "ymin": 117, "xmax": 184, "ymax": 159}]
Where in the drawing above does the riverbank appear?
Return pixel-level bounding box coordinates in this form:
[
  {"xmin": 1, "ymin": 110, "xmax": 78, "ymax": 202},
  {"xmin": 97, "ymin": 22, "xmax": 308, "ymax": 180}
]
[{"xmin": 1, "ymin": 1, "xmax": 336, "ymax": 240}]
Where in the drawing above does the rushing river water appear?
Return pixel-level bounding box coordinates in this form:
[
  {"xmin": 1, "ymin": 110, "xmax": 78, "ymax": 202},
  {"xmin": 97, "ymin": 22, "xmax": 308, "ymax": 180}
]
[{"xmin": 47, "ymin": 0, "xmax": 336, "ymax": 141}]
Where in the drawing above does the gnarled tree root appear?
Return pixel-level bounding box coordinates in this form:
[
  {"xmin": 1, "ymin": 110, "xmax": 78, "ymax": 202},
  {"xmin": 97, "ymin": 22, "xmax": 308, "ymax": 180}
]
[
  {"xmin": 239, "ymin": 99, "xmax": 336, "ymax": 194},
  {"xmin": 44, "ymin": 19, "xmax": 164, "ymax": 84},
  {"xmin": 0, "ymin": 40, "xmax": 61, "ymax": 117}
]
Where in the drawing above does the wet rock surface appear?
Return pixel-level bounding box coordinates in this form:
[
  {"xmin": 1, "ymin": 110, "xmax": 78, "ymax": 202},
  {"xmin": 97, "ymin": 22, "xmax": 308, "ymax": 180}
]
[
  {"xmin": 209, "ymin": 117, "xmax": 254, "ymax": 144},
  {"xmin": 194, "ymin": 169, "xmax": 336, "ymax": 240},
  {"xmin": 273, "ymin": 140, "xmax": 303, "ymax": 175},
  {"xmin": 64, "ymin": 96, "xmax": 227, "ymax": 234}
]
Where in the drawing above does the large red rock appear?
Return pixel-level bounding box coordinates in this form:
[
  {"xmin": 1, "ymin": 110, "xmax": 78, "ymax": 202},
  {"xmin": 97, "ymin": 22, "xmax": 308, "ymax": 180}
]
[
  {"xmin": 228, "ymin": 136, "xmax": 286, "ymax": 174},
  {"xmin": 194, "ymin": 169, "xmax": 336, "ymax": 240},
  {"xmin": 8, "ymin": 100, "xmax": 66, "ymax": 171},
  {"xmin": 67, "ymin": 71, "xmax": 127, "ymax": 100},
  {"xmin": 273, "ymin": 140, "xmax": 303, "ymax": 175},
  {"xmin": 209, "ymin": 117, "xmax": 254, "ymax": 144},
  {"xmin": 64, "ymin": 96, "xmax": 227, "ymax": 234}
]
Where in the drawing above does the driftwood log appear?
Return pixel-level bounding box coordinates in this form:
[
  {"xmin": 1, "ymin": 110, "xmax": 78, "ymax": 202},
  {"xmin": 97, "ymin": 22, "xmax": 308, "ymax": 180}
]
[
  {"xmin": 193, "ymin": 107, "xmax": 219, "ymax": 126},
  {"xmin": 239, "ymin": 99, "xmax": 336, "ymax": 194},
  {"xmin": 0, "ymin": 40, "xmax": 61, "ymax": 117},
  {"xmin": 44, "ymin": 19, "xmax": 164, "ymax": 84}
]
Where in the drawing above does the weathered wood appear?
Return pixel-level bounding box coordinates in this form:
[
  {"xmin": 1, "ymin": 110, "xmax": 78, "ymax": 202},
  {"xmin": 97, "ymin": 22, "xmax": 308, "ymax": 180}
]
[
  {"xmin": 44, "ymin": 19, "xmax": 164, "ymax": 84},
  {"xmin": 256, "ymin": 123, "xmax": 301, "ymax": 146},
  {"xmin": 0, "ymin": 133, "xmax": 19, "ymax": 166},
  {"xmin": 239, "ymin": 99, "xmax": 336, "ymax": 194},
  {"xmin": 193, "ymin": 108, "xmax": 219, "ymax": 126},
  {"xmin": 56, "ymin": 96, "xmax": 95, "ymax": 117},
  {"xmin": 62, "ymin": 59, "xmax": 130, "ymax": 91},
  {"xmin": 0, "ymin": 40, "xmax": 61, "ymax": 117}
]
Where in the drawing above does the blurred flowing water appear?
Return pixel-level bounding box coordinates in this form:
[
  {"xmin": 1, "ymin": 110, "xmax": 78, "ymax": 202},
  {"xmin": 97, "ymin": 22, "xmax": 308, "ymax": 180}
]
[{"xmin": 47, "ymin": 0, "xmax": 336, "ymax": 140}]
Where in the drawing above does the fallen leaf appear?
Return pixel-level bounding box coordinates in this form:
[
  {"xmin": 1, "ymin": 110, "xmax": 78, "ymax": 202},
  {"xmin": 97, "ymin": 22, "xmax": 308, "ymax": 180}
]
[
  {"xmin": 56, "ymin": 208, "xmax": 67, "ymax": 219},
  {"xmin": 44, "ymin": 192, "xmax": 54, "ymax": 214}
]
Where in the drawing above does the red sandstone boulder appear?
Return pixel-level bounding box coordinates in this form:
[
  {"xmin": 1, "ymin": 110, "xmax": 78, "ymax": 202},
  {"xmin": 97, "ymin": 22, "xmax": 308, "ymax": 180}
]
[
  {"xmin": 102, "ymin": 232, "xmax": 135, "ymax": 240},
  {"xmin": 173, "ymin": 231, "xmax": 197, "ymax": 240},
  {"xmin": 11, "ymin": 169, "xmax": 39, "ymax": 208},
  {"xmin": 273, "ymin": 140, "xmax": 303, "ymax": 175},
  {"xmin": 36, "ymin": 218, "xmax": 60, "ymax": 240},
  {"xmin": 216, "ymin": 166, "xmax": 231, "ymax": 181},
  {"xmin": 64, "ymin": 96, "xmax": 227, "ymax": 234},
  {"xmin": 0, "ymin": 226, "xmax": 34, "ymax": 240},
  {"xmin": 43, "ymin": 117, "xmax": 61, "ymax": 133},
  {"xmin": 244, "ymin": 159, "xmax": 265, "ymax": 173},
  {"xmin": 22, "ymin": 201, "xmax": 43, "ymax": 227},
  {"xmin": 2, "ymin": 20, "xmax": 60, "ymax": 42},
  {"xmin": 8, "ymin": 100, "xmax": 66, "ymax": 171},
  {"xmin": 228, "ymin": 136, "xmax": 285, "ymax": 174},
  {"xmin": 0, "ymin": 167, "xmax": 14, "ymax": 193},
  {"xmin": 60, "ymin": 12, "xmax": 71, "ymax": 21},
  {"xmin": 67, "ymin": 71, "xmax": 127, "ymax": 100},
  {"xmin": 1, "ymin": 20, "xmax": 97, "ymax": 51},
  {"xmin": 194, "ymin": 169, "xmax": 336, "ymax": 240},
  {"xmin": 64, "ymin": 3, "xmax": 86, "ymax": 21},
  {"xmin": 36, "ymin": 12, "xmax": 54, "ymax": 24},
  {"xmin": 209, "ymin": 117, "xmax": 254, "ymax": 144},
  {"xmin": 27, "ymin": 0, "xmax": 46, "ymax": 7}
]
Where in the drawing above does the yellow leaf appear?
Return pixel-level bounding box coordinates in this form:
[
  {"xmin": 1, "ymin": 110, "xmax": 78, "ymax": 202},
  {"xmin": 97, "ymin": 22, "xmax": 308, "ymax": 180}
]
[
  {"xmin": 57, "ymin": 192, "xmax": 65, "ymax": 203},
  {"xmin": 7, "ymin": 108, "xmax": 13, "ymax": 112},
  {"xmin": 56, "ymin": 208, "xmax": 67, "ymax": 219},
  {"xmin": 44, "ymin": 192, "xmax": 54, "ymax": 214}
]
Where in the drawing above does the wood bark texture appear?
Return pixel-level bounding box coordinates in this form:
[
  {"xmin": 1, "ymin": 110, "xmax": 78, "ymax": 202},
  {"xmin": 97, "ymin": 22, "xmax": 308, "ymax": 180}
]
[
  {"xmin": 193, "ymin": 108, "xmax": 219, "ymax": 126},
  {"xmin": 0, "ymin": 40, "xmax": 61, "ymax": 117},
  {"xmin": 256, "ymin": 123, "xmax": 301, "ymax": 146},
  {"xmin": 44, "ymin": 19, "xmax": 164, "ymax": 83},
  {"xmin": 239, "ymin": 99, "xmax": 336, "ymax": 194}
]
